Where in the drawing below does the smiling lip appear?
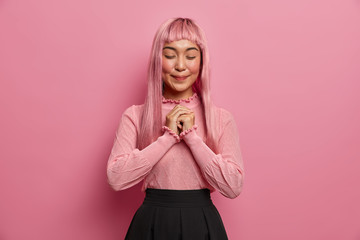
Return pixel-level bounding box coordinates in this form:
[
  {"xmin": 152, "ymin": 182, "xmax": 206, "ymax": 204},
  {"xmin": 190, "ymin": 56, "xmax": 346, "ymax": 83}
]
[{"xmin": 172, "ymin": 75, "xmax": 189, "ymax": 81}]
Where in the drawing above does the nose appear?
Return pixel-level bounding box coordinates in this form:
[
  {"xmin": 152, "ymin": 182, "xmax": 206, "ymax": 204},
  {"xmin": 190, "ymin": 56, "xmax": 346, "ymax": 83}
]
[{"xmin": 175, "ymin": 56, "xmax": 186, "ymax": 72}]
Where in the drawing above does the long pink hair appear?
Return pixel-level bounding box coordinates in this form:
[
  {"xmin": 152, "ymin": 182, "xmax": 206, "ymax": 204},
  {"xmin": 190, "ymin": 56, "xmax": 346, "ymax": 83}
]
[{"xmin": 138, "ymin": 17, "xmax": 219, "ymax": 152}]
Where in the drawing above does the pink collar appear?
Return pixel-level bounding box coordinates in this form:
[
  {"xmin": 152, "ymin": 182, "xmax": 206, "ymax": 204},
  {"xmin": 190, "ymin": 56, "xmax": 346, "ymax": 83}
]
[{"xmin": 161, "ymin": 92, "xmax": 201, "ymax": 109}]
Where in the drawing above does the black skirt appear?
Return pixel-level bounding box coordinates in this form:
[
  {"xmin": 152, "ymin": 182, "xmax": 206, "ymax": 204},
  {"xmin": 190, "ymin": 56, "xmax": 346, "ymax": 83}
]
[{"xmin": 125, "ymin": 188, "xmax": 228, "ymax": 240}]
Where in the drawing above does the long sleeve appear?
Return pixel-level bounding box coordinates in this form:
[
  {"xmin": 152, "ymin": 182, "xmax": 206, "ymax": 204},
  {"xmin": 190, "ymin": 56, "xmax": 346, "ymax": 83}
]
[
  {"xmin": 107, "ymin": 105, "xmax": 180, "ymax": 191},
  {"xmin": 180, "ymin": 111, "xmax": 245, "ymax": 199}
]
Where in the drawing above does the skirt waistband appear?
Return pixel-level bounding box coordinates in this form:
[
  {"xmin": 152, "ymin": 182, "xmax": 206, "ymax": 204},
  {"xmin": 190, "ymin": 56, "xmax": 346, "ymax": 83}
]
[{"xmin": 143, "ymin": 188, "xmax": 213, "ymax": 208}]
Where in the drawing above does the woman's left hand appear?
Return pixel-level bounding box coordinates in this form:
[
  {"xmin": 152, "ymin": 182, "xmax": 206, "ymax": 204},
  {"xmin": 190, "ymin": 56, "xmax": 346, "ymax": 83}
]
[{"xmin": 176, "ymin": 106, "xmax": 195, "ymax": 133}]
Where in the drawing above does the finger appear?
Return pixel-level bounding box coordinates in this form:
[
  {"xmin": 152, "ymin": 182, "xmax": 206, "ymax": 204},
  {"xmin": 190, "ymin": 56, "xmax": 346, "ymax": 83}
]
[
  {"xmin": 170, "ymin": 109, "xmax": 193, "ymax": 118},
  {"xmin": 177, "ymin": 112, "xmax": 195, "ymax": 119},
  {"xmin": 177, "ymin": 104, "xmax": 192, "ymax": 111},
  {"xmin": 171, "ymin": 108, "xmax": 193, "ymax": 114},
  {"xmin": 177, "ymin": 113, "xmax": 195, "ymax": 123},
  {"xmin": 170, "ymin": 105, "xmax": 193, "ymax": 113}
]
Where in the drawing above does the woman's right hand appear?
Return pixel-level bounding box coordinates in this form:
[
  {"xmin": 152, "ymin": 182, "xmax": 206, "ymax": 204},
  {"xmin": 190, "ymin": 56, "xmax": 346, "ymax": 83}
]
[{"xmin": 165, "ymin": 105, "xmax": 193, "ymax": 135}]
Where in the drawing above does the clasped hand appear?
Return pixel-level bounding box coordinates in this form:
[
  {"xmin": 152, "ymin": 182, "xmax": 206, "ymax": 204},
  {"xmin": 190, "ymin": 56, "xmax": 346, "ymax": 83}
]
[{"xmin": 165, "ymin": 105, "xmax": 195, "ymax": 136}]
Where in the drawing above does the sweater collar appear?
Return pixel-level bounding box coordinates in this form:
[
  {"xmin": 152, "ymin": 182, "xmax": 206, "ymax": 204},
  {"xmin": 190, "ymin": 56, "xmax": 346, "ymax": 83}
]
[{"xmin": 161, "ymin": 92, "xmax": 201, "ymax": 109}]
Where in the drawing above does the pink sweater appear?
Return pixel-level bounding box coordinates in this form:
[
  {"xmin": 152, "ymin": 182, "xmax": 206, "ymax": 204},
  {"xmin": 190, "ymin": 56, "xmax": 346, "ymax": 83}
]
[{"xmin": 106, "ymin": 93, "xmax": 245, "ymax": 199}]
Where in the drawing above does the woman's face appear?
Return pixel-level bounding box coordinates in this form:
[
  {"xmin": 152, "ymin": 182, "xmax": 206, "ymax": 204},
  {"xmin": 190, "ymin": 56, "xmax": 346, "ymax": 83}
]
[{"xmin": 162, "ymin": 39, "xmax": 201, "ymax": 97}]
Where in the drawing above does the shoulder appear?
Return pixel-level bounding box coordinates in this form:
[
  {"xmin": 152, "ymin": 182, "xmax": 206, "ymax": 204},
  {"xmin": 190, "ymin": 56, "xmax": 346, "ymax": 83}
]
[
  {"xmin": 211, "ymin": 104, "xmax": 236, "ymax": 126},
  {"xmin": 122, "ymin": 104, "xmax": 144, "ymax": 116},
  {"xmin": 120, "ymin": 103, "xmax": 145, "ymax": 125}
]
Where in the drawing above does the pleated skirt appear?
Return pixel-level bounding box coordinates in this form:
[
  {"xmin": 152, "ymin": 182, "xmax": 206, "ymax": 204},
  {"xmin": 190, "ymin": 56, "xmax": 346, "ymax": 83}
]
[{"xmin": 124, "ymin": 188, "xmax": 228, "ymax": 240}]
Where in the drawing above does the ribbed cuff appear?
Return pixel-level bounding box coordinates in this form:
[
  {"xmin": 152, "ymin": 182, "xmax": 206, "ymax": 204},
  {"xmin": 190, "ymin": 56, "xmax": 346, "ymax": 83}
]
[
  {"xmin": 161, "ymin": 126, "xmax": 180, "ymax": 143},
  {"xmin": 179, "ymin": 124, "xmax": 198, "ymax": 140}
]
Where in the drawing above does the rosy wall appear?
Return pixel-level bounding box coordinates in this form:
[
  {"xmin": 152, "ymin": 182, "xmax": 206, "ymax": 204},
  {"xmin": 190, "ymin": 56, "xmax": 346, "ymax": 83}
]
[{"xmin": 1, "ymin": 0, "xmax": 359, "ymax": 239}]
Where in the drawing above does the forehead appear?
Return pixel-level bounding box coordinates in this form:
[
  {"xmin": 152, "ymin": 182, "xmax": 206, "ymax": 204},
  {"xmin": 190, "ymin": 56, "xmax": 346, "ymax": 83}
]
[{"xmin": 163, "ymin": 39, "xmax": 199, "ymax": 50}]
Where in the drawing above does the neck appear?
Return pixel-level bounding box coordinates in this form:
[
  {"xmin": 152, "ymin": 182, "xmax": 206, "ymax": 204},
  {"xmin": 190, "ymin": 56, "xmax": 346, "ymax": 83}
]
[
  {"xmin": 162, "ymin": 88, "xmax": 194, "ymax": 101},
  {"xmin": 161, "ymin": 92, "xmax": 200, "ymax": 109}
]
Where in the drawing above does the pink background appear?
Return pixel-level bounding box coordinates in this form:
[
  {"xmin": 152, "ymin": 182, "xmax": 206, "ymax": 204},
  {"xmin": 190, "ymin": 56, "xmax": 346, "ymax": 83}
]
[{"xmin": 1, "ymin": 0, "xmax": 359, "ymax": 239}]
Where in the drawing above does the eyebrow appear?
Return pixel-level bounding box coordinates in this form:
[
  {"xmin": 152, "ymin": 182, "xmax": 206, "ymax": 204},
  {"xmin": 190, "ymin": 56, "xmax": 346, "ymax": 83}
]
[{"xmin": 163, "ymin": 46, "xmax": 199, "ymax": 52}]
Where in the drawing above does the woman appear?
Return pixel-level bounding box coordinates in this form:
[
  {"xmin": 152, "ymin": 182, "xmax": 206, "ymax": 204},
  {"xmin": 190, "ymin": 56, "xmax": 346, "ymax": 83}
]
[{"xmin": 107, "ymin": 17, "xmax": 245, "ymax": 240}]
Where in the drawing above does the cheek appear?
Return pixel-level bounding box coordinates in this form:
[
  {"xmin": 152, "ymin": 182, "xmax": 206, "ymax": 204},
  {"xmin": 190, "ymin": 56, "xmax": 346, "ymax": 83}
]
[
  {"xmin": 188, "ymin": 62, "xmax": 200, "ymax": 73},
  {"xmin": 162, "ymin": 59, "xmax": 174, "ymax": 74},
  {"xmin": 187, "ymin": 60, "xmax": 201, "ymax": 74}
]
